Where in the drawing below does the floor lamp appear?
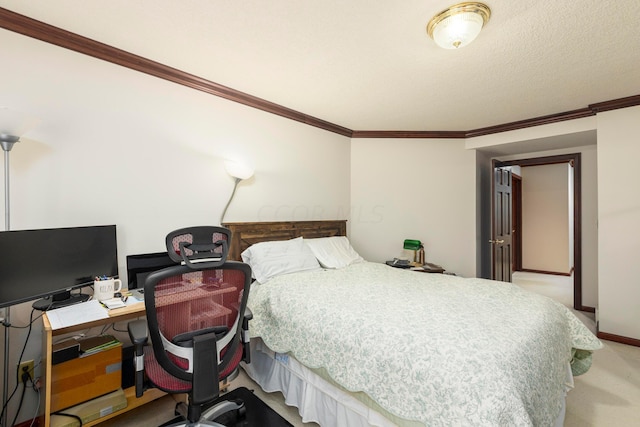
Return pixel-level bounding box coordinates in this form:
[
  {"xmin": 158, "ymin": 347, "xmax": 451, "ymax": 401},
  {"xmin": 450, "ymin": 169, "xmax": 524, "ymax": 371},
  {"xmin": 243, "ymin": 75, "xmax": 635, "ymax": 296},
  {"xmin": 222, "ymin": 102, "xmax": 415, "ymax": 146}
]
[
  {"xmin": 1, "ymin": 132, "xmax": 20, "ymax": 427},
  {"xmin": 220, "ymin": 160, "xmax": 254, "ymax": 225}
]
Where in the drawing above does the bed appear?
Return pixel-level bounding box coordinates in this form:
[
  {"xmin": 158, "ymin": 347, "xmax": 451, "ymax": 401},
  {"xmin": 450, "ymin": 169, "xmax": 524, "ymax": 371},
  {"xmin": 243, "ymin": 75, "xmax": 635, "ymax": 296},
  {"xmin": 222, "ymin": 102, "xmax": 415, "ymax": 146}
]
[{"xmin": 223, "ymin": 220, "xmax": 602, "ymax": 427}]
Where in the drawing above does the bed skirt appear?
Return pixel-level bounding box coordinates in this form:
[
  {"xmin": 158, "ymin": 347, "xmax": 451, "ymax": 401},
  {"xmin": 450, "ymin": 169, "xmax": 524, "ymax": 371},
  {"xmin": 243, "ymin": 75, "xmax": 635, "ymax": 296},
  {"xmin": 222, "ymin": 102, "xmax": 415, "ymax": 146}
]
[{"xmin": 242, "ymin": 339, "xmax": 568, "ymax": 427}]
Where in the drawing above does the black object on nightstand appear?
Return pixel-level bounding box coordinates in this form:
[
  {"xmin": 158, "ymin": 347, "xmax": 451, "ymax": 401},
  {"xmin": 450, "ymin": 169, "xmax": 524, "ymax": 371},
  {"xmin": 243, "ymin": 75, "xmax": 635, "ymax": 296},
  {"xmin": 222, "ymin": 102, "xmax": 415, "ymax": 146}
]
[
  {"xmin": 385, "ymin": 258, "xmax": 411, "ymax": 268},
  {"xmin": 413, "ymin": 262, "xmax": 445, "ymax": 273},
  {"xmin": 386, "ymin": 259, "xmax": 446, "ymax": 273}
]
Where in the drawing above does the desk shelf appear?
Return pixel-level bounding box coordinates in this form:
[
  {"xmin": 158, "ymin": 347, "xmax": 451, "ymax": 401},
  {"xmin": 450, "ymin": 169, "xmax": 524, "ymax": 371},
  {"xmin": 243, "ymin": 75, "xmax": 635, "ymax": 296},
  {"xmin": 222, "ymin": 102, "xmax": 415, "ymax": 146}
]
[
  {"xmin": 42, "ymin": 302, "xmax": 165, "ymax": 427},
  {"xmin": 81, "ymin": 387, "xmax": 165, "ymax": 427}
]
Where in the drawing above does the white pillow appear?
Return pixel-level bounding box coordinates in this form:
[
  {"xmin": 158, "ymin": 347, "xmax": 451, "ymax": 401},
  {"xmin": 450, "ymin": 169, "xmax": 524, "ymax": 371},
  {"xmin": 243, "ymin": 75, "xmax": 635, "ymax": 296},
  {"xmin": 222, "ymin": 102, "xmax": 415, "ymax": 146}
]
[
  {"xmin": 241, "ymin": 237, "xmax": 321, "ymax": 283},
  {"xmin": 304, "ymin": 236, "xmax": 364, "ymax": 269}
]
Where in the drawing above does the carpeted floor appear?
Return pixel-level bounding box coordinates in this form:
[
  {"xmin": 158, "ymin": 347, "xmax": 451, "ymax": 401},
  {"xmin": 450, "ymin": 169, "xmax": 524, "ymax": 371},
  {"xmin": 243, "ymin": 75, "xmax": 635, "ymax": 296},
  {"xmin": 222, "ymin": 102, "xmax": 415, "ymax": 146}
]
[{"xmin": 513, "ymin": 272, "xmax": 640, "ymax": 426}]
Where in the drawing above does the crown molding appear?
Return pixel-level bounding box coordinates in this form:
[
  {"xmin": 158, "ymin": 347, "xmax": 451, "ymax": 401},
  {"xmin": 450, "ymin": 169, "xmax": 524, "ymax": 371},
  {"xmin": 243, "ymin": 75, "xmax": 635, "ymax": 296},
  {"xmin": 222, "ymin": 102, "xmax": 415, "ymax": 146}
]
[
  {"xmin": 464, "ymin": 108, "xmax": 595, "ymax": 138},
  {"xmin": 0, "ymin": 7, "xmax": 353, "ymax": 138},
  {"xmin": 589, "ymin": 94, "xmax": 640, "ymax": 113},
  {"xmin": 1, "ymin": 7, "xmax": 639, "ymax": 140},
  {"xmin": 350, "ymin": 130, "xmax": 466, "ymax": 139}
]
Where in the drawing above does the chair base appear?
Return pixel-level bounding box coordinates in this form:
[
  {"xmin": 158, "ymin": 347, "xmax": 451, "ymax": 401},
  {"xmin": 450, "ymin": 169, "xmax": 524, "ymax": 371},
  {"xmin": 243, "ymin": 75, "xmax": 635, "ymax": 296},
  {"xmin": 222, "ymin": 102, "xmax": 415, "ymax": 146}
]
[{"xmin": 166, "ymin": 398, "xmax": 246, "ymax": 427}]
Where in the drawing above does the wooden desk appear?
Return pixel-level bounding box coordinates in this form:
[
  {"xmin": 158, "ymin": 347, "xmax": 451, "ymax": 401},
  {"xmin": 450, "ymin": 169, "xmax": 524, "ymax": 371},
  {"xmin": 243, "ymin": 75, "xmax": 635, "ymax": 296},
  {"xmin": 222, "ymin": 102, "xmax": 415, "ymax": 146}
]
[
  {"xmin": 42, "ymin": 282, "xmax": 237, "ymax": 425},
  {"xmin": 41, "ymin": 302, "xmax": 164, "ymax": 427}
]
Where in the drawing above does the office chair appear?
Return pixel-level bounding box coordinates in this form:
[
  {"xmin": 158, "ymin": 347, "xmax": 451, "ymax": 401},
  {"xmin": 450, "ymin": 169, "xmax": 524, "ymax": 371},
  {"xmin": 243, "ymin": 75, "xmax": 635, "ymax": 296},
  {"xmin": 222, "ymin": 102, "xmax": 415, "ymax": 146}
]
[{"xmin": 128, "ymin": 226, "xmax": 252, "ymax": 426}]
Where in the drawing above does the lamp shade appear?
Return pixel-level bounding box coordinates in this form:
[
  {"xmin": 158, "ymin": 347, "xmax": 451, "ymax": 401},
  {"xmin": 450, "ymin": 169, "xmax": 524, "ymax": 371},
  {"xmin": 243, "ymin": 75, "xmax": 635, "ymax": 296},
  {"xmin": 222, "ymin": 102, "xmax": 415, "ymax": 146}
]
[
  {"xmin": 403, "ymin": 239, "xmax": 422, "ymax": 251},
  {"xmin": 427, "ymin": 2, "xmax": 491, "ymax": 49},
  {"xmin": 0, "ymin": 107, "xmax": 39, "ymax": 137},
  {"xmin": 224, "ymin": 160, "xmax": 254, "ymax": 180}
]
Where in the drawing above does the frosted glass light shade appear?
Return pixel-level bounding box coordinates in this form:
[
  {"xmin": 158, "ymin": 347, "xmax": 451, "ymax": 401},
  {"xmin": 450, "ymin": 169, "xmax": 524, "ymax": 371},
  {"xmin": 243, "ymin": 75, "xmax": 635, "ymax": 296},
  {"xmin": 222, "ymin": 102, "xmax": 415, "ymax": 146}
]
[
  {"xmin": 427, "ymin": 2, "xmax": 490, "ymax": 49},
  {"xmin": 0, "ymin": 107, "xmax": 39, "ymax": 137},
  {"xmin": 224, "ymin": 160, "xmax": 254, "ymax": 180}
]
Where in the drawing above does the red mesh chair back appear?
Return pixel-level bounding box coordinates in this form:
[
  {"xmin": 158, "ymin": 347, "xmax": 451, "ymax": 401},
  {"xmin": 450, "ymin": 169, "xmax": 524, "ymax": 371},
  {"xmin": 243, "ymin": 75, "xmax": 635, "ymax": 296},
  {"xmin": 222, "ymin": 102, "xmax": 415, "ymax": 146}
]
[{"xmin": 142, "ymin": 226, "xmax": 251, "ymax": 410}]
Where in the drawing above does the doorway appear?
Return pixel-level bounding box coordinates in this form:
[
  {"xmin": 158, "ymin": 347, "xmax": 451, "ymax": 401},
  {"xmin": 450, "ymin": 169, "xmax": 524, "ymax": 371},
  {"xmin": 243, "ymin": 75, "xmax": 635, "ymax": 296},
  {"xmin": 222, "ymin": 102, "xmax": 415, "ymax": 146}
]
[{"xmin": 491, "ymin": 153, "xmax": 593, "ymax": 312}]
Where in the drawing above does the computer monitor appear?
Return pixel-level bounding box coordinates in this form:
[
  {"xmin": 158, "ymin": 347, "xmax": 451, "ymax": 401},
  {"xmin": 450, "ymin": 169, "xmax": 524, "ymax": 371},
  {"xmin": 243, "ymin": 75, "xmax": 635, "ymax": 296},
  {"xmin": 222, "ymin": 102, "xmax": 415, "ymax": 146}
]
[
  {"xmin": 0, "ymin": 225, "xmax": 118, "ymax": 310},
  {"xmin": 125, "ymin": 251, "xmax": 178, "ymax": 291}
]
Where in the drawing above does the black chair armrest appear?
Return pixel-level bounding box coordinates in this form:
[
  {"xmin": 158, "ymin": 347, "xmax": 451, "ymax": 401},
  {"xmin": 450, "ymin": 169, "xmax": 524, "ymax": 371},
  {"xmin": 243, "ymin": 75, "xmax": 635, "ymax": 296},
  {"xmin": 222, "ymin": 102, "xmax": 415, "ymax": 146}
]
[{"xmin": 128, "ymin": 319, "xmax": 148, "ymax": 347}]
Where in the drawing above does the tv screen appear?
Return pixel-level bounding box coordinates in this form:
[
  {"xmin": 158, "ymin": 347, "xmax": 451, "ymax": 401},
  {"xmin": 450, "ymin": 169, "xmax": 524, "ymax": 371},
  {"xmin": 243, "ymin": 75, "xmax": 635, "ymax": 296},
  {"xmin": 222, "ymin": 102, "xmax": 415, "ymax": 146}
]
[
  {"xmin": 126, "ymin": 252, "xmax": 178, "ymax": 290},
  {"xmin": 0, "ymin": 225, "xmax": 118, "ymax": 310}
]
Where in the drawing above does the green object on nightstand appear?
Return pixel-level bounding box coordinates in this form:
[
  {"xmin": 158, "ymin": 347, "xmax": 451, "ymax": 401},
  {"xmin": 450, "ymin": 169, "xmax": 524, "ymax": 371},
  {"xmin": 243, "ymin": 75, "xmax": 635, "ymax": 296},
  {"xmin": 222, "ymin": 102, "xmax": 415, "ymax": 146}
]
[
  {"xmin": 403, "ymin": 239, "xmax": 425, "ymax": 265},
  {"xmin": 403, "ymin": 239, "xmax": 422, "ymax": 250}
]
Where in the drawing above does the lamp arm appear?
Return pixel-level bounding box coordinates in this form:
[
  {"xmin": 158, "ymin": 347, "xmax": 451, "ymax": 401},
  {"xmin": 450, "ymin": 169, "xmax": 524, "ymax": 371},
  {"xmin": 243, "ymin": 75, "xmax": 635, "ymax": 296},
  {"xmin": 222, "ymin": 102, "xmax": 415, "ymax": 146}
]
[{"xmin": 220, "ymin": 177, "xmax": 241, "ymax": 225}]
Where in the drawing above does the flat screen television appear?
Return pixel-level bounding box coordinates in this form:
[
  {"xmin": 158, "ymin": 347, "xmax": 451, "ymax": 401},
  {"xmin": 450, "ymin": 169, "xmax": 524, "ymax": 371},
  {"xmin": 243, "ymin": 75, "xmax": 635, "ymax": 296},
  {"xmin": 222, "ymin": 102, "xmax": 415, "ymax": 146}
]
[
  {"xmin": 0, "ymin": 225, "xmax": 118, "ymax": 310},
  {"xmin": 126, "ymin": 251, "xmax": 178, "ymax": 292}
]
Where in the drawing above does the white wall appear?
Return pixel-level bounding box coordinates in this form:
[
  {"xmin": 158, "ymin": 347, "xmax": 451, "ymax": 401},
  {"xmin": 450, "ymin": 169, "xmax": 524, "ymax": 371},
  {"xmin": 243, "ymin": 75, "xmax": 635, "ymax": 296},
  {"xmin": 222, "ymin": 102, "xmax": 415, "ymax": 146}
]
[
  {"xmin": 597, "ymin": 105, "xmax": 640, "ymax": 340},
  {"xmin": 521, "ymin": 163, "xmax": 571, "ymax": 273},
  {"xmin": 0, "ymin": 29, "xmax": 350, "ymax": 423},
  {"xmin": 350, "ymin": 138, "xmax": 477, "ymax": 278}
]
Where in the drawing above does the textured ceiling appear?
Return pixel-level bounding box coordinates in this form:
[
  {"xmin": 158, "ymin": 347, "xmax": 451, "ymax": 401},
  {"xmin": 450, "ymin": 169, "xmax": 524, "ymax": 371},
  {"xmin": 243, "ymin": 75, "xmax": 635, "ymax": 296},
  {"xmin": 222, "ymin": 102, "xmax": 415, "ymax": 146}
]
[{"xmin": 1, "ymin": 0, "xmax": 639, "ymax": 132}]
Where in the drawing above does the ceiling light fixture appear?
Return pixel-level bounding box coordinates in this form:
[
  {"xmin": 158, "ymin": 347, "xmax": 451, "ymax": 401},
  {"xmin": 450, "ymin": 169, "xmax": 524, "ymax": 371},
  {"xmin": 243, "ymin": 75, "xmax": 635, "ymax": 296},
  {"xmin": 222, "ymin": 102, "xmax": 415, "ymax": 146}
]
[{"xmin": 427, "ymin": 2, "xmax": 491, "ymax": 50}]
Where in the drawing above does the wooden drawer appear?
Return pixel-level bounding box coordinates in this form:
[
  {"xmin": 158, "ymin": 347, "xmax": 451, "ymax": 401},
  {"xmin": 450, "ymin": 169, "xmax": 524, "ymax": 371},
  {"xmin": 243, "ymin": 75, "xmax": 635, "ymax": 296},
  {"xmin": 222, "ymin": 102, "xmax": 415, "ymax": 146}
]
[{"xmin": 51, "ymin": 344, "xmax": 122, "ymax": 412}]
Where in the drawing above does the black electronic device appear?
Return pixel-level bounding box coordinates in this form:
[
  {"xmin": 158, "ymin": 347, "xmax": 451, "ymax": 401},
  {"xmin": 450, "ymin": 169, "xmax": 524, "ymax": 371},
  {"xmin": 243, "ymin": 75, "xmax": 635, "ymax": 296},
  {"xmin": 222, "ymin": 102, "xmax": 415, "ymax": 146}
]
[
  {"xmin": 385, "ymin": 258, "xmax": 411, "ymax": 268},
  {"xmin": 0, "ymin": 225, "xmax": 118, "ymax": 310},
  {"xmin": 125, "ymin": 251, "xmax": 178, "ymax": 293},
  {"xmin": 121, "ymin": 345, "xmax": 135, "ymax": 389},
  {"xmin": 52, "ymin": 340, "xmax": 81, "ymax": 365}
]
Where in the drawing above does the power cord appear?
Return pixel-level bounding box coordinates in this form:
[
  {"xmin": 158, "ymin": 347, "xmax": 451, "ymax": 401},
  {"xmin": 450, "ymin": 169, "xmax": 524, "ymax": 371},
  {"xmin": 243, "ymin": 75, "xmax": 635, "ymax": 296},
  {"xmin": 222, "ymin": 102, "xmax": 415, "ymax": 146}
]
[
  {"xmin": 29, "ymin": 385, "xmax": 40, "ymax": 427},
  {"xmin": 9, "ymin": 368, "xmax": 33, "ymax": 427},
  {"xmin": 51, "ymin": 411, "xmax": 83, "ymax": 426},
  {"xmin": 0, "ymin": 308, "xmax": 39, "ymax": 426}
]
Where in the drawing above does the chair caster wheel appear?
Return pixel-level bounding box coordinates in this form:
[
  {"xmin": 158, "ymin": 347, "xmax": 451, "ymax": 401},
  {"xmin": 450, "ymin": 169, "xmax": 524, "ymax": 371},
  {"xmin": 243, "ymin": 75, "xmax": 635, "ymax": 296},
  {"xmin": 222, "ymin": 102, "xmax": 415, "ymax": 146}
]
[{"xmin": 236, "ymin": 400, "xmax": 247, "ymax": 419}]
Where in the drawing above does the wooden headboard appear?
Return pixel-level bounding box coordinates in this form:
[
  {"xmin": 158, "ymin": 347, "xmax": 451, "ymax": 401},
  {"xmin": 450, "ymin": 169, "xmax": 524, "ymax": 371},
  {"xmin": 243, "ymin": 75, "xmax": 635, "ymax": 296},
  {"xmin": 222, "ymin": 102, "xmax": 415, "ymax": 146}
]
[{"xmin": 222, "ymin": 220, "xmax": 347, "ymax": 261}]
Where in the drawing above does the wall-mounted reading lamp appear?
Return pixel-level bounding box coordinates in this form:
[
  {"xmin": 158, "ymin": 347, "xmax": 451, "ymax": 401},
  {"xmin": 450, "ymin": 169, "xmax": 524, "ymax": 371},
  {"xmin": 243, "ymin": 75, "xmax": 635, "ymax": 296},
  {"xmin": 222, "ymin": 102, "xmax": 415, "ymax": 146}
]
[
  {"xmin": 220, "ymin": 160, "xmax": 254, "ymax": 225},
  {"xmin": 404, "ymin": 239, "xmax": 425, "ymax": 266}
]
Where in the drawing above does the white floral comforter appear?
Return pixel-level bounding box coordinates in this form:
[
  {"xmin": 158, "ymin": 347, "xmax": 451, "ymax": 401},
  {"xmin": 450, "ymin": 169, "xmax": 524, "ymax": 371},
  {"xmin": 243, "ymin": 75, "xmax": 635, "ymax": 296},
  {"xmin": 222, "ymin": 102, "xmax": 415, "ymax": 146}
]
[{"xmin": 247, "ymin": 262, "xmax": 602, "ymax": 426}]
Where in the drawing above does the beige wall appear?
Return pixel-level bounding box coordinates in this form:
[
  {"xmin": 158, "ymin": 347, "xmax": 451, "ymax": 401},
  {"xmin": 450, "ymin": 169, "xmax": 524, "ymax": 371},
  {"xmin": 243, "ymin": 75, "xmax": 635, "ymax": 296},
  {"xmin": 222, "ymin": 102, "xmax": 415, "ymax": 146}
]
[
  {"xmin": 597, "ymin": 105, "xmax": 640, "ymax": 340},
  {"xmin": 350, "ymin": 138, "xmax": 477, "ymax": 278},
  {"xmin": 521, "ymin": 163, "xmax": 572, "ymax": 273}
]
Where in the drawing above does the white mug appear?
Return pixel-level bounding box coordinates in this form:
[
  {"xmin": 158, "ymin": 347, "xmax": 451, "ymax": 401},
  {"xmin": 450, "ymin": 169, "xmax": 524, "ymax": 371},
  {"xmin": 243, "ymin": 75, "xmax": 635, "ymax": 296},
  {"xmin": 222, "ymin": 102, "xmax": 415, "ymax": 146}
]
[{"xmin": 94, "ymin": 278, "xmax": 123, "ymax": 301}]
